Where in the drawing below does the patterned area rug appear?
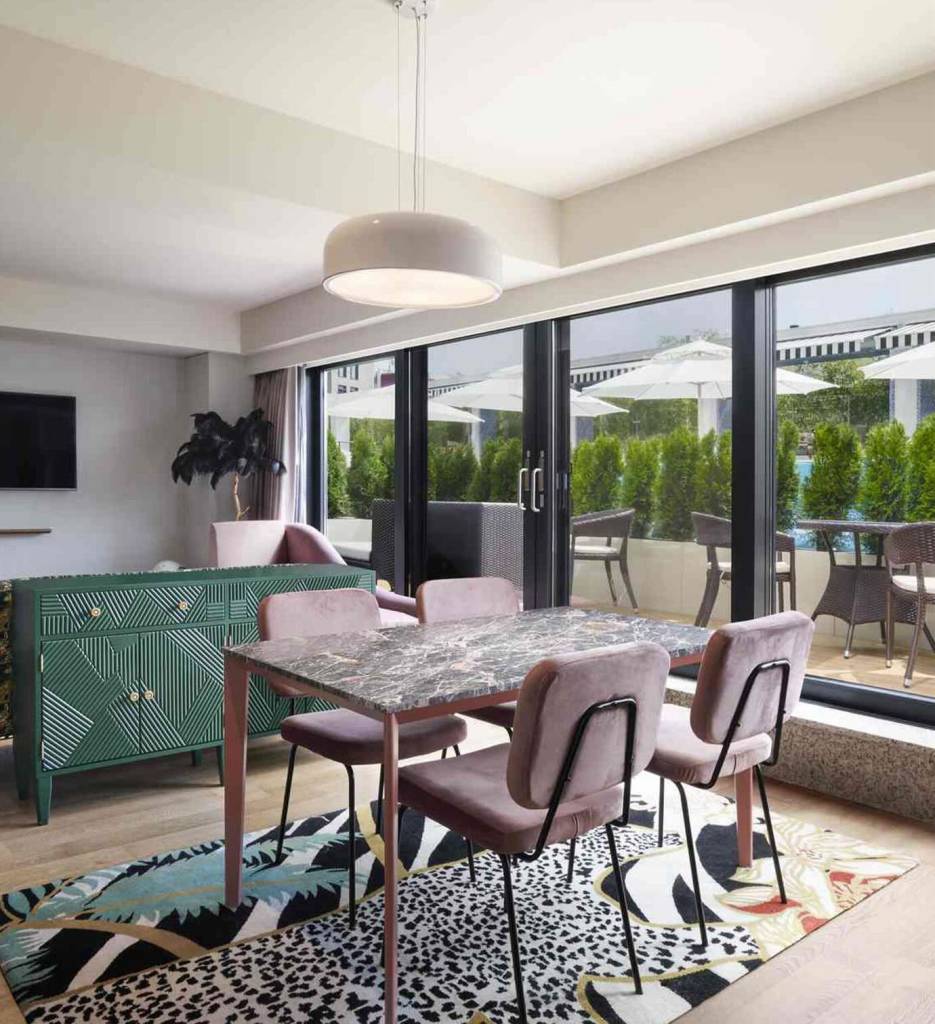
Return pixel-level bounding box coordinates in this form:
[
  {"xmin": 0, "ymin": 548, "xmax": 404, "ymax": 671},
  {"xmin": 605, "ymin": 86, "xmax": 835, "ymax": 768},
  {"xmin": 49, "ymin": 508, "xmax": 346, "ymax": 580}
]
[{"xmin": 0, "ymin": 776, "xmax": 915, "ymax": 1023}]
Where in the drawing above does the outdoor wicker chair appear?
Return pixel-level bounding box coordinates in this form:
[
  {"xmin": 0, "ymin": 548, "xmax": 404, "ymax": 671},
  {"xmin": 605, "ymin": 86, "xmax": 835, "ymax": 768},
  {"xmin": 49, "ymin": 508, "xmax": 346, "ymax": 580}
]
[
  {"xmin": 570, "ymin": 508, "xmax": 638, "ymax": 609},
  {"xmin": 884, "ymin": 522, "xmax": 935, "ymax": 688},
  {"xmin": 692, "ymin": 512, "xmax": 797, "ymax": 627}
]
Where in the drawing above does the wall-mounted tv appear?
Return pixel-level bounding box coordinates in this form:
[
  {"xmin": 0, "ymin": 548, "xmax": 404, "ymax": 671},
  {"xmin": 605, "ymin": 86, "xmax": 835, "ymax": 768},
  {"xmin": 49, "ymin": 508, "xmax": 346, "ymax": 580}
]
[{"xmin": 0, "ymin": 391, "xmax": 77, "ymax": 489}]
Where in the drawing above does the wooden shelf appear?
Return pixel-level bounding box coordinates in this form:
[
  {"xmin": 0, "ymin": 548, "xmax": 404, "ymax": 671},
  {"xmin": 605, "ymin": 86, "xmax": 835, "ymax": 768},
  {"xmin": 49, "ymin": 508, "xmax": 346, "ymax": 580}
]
[{"xmin": 0, "ymin": 528, "xmax": 52, "ymax": 536}]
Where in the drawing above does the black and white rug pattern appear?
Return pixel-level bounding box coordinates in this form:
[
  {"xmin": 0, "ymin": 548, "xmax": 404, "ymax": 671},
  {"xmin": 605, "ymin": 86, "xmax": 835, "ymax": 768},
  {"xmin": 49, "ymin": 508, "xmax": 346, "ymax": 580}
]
[{"xmin": 3, "ymin": 777, "xmax": 915, "ymax": 1023}]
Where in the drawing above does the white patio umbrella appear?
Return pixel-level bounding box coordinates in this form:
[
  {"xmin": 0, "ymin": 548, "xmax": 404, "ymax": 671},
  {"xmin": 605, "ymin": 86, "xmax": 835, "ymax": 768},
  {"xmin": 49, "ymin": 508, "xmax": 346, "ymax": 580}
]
[
  {"xmin": 860, "ymin": 341, "xmax": 935, "ymax": 381},
  {"xmin": 327, "ymin": 385, "xmax": 481, "ymax": 423},
  {"xmin": 585, "ymin": 339, "xmax": 835, "ymax": 400},
  {"xmin": 442, "ymin": 365, "xmax": 623, "ymax": 418}
]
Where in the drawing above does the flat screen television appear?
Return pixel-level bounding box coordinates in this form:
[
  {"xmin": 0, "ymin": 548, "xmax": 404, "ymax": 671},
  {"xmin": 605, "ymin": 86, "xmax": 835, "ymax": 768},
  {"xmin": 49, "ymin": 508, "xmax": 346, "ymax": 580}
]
[{"xmin": 0, "ymin": 391, "xmax": 77, "ymax": 489}]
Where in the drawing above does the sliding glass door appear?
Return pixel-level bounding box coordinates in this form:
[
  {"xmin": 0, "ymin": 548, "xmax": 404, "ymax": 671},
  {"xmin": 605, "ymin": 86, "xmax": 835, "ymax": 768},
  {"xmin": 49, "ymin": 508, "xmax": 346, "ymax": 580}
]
[{"xmin": 560, "ymin": 290, "xmax": 733, "ymax": 626}]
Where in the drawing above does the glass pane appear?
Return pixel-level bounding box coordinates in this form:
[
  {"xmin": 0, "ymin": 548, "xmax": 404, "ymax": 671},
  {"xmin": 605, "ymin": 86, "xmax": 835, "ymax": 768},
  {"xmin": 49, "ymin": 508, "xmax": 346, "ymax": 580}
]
[
  {"xmin": 324, "ymin": 355, "xmax": 396, "ymax": 585},
  {"xmin": 567, "ymin": 290, "xmax": 733, "ymax": 623},
  {"xmin": 426, "ymin": 330, "xmax": 525, "ymax": 591},
  {"xmin": 774, "ymin": 254, "xmax": 935, "ymax": 699}
]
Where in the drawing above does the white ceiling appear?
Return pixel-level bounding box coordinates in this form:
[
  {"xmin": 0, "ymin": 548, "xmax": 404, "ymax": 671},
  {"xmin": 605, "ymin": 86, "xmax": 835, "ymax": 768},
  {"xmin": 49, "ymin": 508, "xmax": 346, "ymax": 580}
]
[{"xmin": 1, "ymin": 0, "xmax": 933, "ymax": 199}]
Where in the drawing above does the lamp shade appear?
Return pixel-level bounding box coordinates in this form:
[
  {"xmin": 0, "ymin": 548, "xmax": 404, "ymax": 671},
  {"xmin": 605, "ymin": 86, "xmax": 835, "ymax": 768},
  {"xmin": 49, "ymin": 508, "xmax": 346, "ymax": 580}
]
[{"xmin": 323, "ymin": 211, "xmax": 502, "ymax": 309}]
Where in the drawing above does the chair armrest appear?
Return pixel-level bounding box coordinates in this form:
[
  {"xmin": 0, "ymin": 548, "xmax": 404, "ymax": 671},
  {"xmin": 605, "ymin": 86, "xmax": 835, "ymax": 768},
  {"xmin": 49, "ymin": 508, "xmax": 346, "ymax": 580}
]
[{"xmin": 375, "ymin": 588, "xmax": 418, "ymax": 615}]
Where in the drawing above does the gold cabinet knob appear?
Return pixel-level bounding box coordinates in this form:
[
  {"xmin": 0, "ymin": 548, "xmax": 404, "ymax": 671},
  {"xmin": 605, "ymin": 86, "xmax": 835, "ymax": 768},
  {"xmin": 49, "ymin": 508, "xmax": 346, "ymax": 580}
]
[
  {"xmin": 89, "ymin": 606, "xmax": 102, "ymax": 618},
  {"xmin": 143, "ymin": 689, "xmax": 155, "ymax": 701},
  {"xmin": 128, "ymin": 691, "xmax": 140, "ymax": 703},
  {"xmin": 177, "ymin": 599, "xmax": 190, "ymax": 612}
]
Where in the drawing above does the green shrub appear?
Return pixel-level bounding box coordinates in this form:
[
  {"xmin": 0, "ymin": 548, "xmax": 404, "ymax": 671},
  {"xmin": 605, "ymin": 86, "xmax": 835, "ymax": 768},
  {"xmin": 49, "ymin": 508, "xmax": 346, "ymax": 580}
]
[
  {"xmin": 489, "ymin": 437, "xmax": 523, "ymax": 502},
  {"xmin": 912, "ymin": 460, "xmax": 935, "ymax": 520},
  {"xmin": 859, "ymin": 421, "xmax": 908, "ymax": 522},
  {"xmin": 775, "ymin": 419, "xmax": 800, "ymax": 530},
  {"xmin": 695, "ymin": 429, "xmax": 731, "ymax": 519},
  {"xmin": 907, "ymin": 414, "xmax": 935, "ymax": 521},
  {"xmin": 347, "ymin": 429, "xmax": 389, "ymax": 519},
  {"xmin": 654, "ymin": 426, "xmax": 699, "ymax": 540},
  {"xmin": 571, "ymin": 434, "xmax": 623, "ymax": 515},
  {"xmin": 429, "ymin": 442, "xmax": 478, "ymax": 501},
  {"xmin": 620, "ymin": 437, "xmax": 659, "ymax": 538},
  {"xmin": 470, "ymin": 438, "xmax": 500, "ymax": 501},
  {"xmin": 326, "ymin": 431, "xmax": 349, "ymax": 518},
  {"xmin": 801, "ymin": 422, "xmax": 861, "ymax": 520}
]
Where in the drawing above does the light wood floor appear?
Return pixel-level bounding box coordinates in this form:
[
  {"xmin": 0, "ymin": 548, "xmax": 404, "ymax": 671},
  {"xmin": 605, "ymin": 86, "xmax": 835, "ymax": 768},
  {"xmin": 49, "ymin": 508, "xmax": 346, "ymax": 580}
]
[{"xmin": 1, "ymin": 724, "xmax": 934, "ymax": 1024}]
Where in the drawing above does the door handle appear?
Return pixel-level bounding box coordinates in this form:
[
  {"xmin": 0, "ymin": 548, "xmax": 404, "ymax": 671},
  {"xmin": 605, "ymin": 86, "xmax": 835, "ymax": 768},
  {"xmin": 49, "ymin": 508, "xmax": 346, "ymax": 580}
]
[
  {"xmin": 517, "ymin": 456, "xmax": 530, "ymax": 511},
  {"xmin": 530, "ymin": 452, "xmax": 545, "ymax": 513}
]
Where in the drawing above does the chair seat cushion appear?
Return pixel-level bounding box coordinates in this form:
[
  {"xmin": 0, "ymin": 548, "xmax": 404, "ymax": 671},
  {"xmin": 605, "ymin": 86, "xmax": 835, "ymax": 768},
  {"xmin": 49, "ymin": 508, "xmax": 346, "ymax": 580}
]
[
  {"xmin": 716, "ymin": 561, "xmax": 790, "ymax": 576},
  {"xmin": 648, "ymin": 704, "xmax": 772, "ymax": 785},
  {"xmin": 573, "ymin": 544, "xmax": 618, "ymax": 559},
  {"xmin": 281, "ymin": 710, "xmax": 467, "ymax": 766},
  {"xmin": 892, "ymin": 574, "xmax": 935, "ymax": 595},
  {"xmin": 379, "ymin": 608, "xmax": 419, "ymax": 627},
  {"xmin": 398, "ymin": 744, "xmax": 624, "ymax": 855},
  {"xmin": 463, "ymin": 701, "xmax": 517, "ymax": 729}
]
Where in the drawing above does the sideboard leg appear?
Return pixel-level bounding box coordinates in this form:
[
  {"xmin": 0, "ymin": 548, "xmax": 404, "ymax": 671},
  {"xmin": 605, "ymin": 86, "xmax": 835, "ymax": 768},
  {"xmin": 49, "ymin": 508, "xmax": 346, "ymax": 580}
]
[
  {"xmin": 13, "ymin": 737, "xmax": 30, "ymax": 801},
  {"xmin": 216, "ymin": 745, "xmax": 225, "ymax": 786},
  {"xmin": 191, "ymin": 749, "xmax": 204, "ymax": 767},
  {"xmin": 34, "ymin": 774, "xmax": 52, "ymax": 826}
]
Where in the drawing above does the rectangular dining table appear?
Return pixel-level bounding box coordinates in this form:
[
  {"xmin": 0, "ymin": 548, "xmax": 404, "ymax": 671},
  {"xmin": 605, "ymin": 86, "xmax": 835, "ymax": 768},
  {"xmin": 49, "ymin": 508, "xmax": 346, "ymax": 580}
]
[{"xmin": 222, "ymin": 607, "xmax": 742, "ymax": 1024}]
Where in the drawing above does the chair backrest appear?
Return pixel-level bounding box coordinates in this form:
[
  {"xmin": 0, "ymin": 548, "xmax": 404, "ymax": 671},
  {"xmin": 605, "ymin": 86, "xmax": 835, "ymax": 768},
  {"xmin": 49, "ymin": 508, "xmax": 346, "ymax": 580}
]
[
  {"xmin": 415, "ymin": 576, "xmax": 519, "ymax": 625},
  {"xmin": 211, "ymin": 520, "xmax": 288, "ymax": 568},
  {"xmin": 507, "ymin": 643, "xmax": 669, "ymax": 811},
  {"xmin": 691, "ymin": 610, "xmax": 814, "ymax": 745},
  {"xmin": 884, "ymin": 523, "xmax": 935, "ymax": 576},
  {"xmin": 692, "ymin": 512, "xmax": 731, "ymax": 549},
  {"xmin": 258, "ymin": 587, "xmax": 382, "ymax": 641},
  {"xmin": 570, "ymin": 508, "xmax": 635, "ymax": 541}
]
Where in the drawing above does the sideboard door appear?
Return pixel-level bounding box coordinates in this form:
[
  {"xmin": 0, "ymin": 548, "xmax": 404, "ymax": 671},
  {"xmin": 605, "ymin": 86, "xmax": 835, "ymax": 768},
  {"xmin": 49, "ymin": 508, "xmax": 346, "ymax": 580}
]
[
  {"xmin": 138, "ymin": 626, "xmax": 224, "ymax": 753},
  {"xmin": 40, "ymin": 635, "xmax": 141, "ymax": 770}
]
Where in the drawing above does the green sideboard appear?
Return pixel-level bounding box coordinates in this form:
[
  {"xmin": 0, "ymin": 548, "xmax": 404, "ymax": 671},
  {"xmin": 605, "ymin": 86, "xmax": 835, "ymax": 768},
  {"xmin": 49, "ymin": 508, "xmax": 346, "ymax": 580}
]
[{"xmin": 12, "ymin": 563, "xmax": 374, "ymax": 824}]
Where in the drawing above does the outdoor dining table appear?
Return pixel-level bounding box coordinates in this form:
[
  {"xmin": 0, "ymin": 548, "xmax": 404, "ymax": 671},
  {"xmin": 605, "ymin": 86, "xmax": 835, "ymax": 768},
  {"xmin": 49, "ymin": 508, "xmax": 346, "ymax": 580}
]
[
  {"xmin": 222, "ymin": 606, "xmax": 735, "ymax": 1024},
  {"xmin": 799, "ymin": 518, "xmax": 929, "ymax": 657}
]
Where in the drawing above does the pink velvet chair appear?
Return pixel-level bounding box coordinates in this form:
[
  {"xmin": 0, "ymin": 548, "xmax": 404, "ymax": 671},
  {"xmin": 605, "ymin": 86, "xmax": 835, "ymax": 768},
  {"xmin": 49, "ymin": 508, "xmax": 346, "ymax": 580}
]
[
  {"xmin": 651, "ymin": 610, "xmax": 814, "ymax": 946},
  {"xmin": 258, "ymin": 588, "xmax": 468, "ymax": 928},
  {"xmin": 416, "ymin": 577, "xmax": 521, "ymax": 735},
  {"xmin": 211, "ymin": 519, "xmax": 418, "ymax": 627},
  {"xmin": 397, "ymin": 642, "xmax": 671, "ymax": 1014}
]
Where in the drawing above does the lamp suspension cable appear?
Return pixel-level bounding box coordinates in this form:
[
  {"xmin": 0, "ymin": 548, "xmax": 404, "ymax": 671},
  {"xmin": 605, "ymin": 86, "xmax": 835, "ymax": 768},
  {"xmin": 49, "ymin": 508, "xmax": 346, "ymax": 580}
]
[{"xmin": 396, "ymin": 0, "xmax": 401, "ymax": 211}]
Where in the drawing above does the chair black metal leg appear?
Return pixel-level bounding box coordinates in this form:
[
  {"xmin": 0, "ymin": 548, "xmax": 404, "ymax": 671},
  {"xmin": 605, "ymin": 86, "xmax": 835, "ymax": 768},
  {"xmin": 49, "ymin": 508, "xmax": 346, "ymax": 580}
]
[
  {"xmin": 453, "ymin": 745, "xmax": 462, "ymax": 757},
  {"xmin": 566, "ymin": 836, "xmax": 577, "ymax": 885},
  {"xmin": 619, "ymin": 556, "xmax": 638, "ymax": 610},
  {"xmin": 441, "ymin": 747, "xmax": 448, "ymax": 759},
  {"xmin": 499, "ymin": 854, "xmax": 528, "ymax": 1023},
  {"xmin": 505, "ymin": 726, "xmax": 513, "ymax": 739},
  {"xmin": 657, "ymin": 776, "xmax": 665, "ymax": 848},
  {"xmin": 605, "ymin": 824, "xmax": 643, "ymax": 995},
  {"xmin": 274, "ymin": 744, "xmax": 298, "ymax": 865},
  {"xmin": 754, "ymin": 765, "xmax": 787, "ymax": 904},
  {"xmin": 376, "ymin": 764, "xmax": 384, "ymax": 835},
  {"xmin": 604, "ymin": 559, "xmax": 619, "ymax": 605},
  {"xmin": 674, "ymin": 782, "xmax": 708, "ymax": 947},
  {"xmin": 346, "ymin": 764, "xmax": 357, "ymax": 929}
]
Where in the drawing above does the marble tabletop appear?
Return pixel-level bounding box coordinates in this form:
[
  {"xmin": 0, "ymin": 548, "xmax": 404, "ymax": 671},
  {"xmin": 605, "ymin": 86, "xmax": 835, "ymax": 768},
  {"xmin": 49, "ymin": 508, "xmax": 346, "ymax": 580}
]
[{"xmin": 224, "ymin": 607, "xmax": 710, "ymax": 716}]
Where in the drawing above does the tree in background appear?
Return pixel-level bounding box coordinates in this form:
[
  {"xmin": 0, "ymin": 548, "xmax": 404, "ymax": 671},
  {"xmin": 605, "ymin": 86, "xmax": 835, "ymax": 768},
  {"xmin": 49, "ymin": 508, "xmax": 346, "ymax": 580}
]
[
  {"xmin": 326, "ymin": 431, "xmax": 349, "ymax": 517},
  {"xmin": 571, "ymin": 435, "xmax": 623, "ymax": 514},
  {"xmin": 859, "ymin": 421, "xmax": 908, "ymax": 523},
  {"xmin": 620, "ymin": 437, "xmax": 659, "ymax": 537},
  {"xmin": 801, "ymin": 422, "xmax": 861, "ymax": 520},
  {"xmin": 347, "ymin": 429, "xmax": 389, "ymax": 519},
  {"xmin": 489, "ymin": 437, "xmax": 523, "ymax": 502},
  {"xmin": 775, "ymin": 419, "xmax": 800, "ymax": 530},
  {"xmin": 654, "ymin": 427, "xmax": 699, "ymax": 540},
  {"xmin": 908, "ymin": 415, "xmax": 935, "ymax": 521},
  {"xmin": 777, "ymin": 360, "xmax": 888, "ymax": 434},
  {"xmin": 695, "ymin": 429, "xmax": 731, "ymax": 518},
  {"xmin": 429, "ymin": 442, "xmax": 478, "ymax": 501}
]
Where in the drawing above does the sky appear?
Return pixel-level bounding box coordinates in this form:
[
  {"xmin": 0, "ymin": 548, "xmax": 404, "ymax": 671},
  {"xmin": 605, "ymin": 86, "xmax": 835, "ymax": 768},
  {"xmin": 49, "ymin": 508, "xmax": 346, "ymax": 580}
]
[{"xmin": 362, "ymin": 254, "xmax": 935, "ymax": 383}]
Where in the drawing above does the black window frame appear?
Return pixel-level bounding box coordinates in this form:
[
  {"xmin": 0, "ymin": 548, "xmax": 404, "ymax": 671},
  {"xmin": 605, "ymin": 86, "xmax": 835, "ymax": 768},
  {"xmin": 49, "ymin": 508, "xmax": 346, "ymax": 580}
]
[{"xmin": 305, "ymin": 239, "xmax": 935, "ymax": 730}]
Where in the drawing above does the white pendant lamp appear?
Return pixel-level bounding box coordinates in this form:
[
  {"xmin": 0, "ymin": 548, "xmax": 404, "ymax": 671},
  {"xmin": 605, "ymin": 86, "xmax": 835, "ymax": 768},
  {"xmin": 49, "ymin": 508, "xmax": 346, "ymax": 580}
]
[{"xmin": 323, "ymin": 0, "xmax": 502, "ymax": 309}]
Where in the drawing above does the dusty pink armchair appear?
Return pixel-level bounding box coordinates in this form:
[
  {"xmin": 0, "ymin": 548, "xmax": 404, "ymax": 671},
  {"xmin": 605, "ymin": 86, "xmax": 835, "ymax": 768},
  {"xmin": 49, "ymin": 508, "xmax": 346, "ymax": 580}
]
[{"xmin": 210, "ymin": 520, "xmax": 418, "ymax": 627}]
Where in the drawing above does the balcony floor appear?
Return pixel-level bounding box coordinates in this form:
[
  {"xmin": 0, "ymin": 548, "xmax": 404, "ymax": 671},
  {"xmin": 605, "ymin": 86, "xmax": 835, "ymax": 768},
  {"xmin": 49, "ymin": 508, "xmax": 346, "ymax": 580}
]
[{"xmin": 571, "ymin": 596, "xmax": 935, "ymax": 700}]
